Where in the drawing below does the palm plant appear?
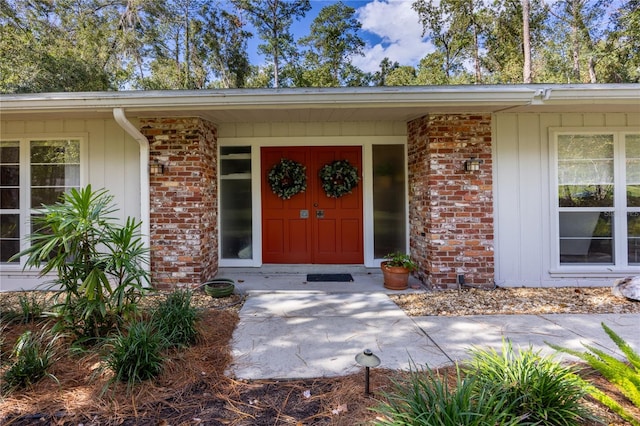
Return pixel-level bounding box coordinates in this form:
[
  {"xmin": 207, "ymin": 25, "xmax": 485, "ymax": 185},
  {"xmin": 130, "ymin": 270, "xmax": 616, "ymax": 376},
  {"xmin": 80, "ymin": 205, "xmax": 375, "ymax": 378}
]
[{"xmin": 12, "ymin": 185, "xmax": 150, "ymax": 343}]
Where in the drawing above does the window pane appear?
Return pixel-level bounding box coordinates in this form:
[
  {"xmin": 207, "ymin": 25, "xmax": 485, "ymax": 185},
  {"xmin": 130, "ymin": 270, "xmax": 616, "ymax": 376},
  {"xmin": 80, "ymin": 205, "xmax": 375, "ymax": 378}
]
[
  {"xmin": 559, "ymin": 212, "xmax": 613, "ymax": 264},
  {"xmin": 30, "ymin": 140, "xmax": 80, "ymax": 208},
  {"xmin": 31, "ymin": 187, "xmax": 67, "ymax": 207},
  {"xmin": 0, "ymin": 143, "xmax": 19, "ymax": 163},
  {"xmin": 31, "ymin": 164, "xmax": 80, "ymax": 186},
  {"xmin": 220, "ymin": 146, "xmax": 252, "ymax": 259},
  {"xmin": 0, "ymin": 213, "xmax": 20, "ymax": 263},
  {"xmin": 558, "ymin": 134, "xmax": 613, "ymax": 207},
  {"xmin": 1, "ymin": 165, "xmax": 19, "ymax": 186},
  {"xmin": 628, "ymin": 213, "xmax": 640, "ymax": 265},
  {"xmin": 626, "ymin": 134, "xmax": 640, "ymax": 207},
  {"xmin": 373, "ymin": 145, "xmax": 406, "ymax": 257},
  {"xmin": 0, "ymin": 188, "xmax": 19, "ymax": 209},
  {"xmin": 30, "ymin": 140, "xmax": 80, "ymax": 163},
  {"xmin": 558, "ymin": 185, "xmax": 613, "ymax": 207}
]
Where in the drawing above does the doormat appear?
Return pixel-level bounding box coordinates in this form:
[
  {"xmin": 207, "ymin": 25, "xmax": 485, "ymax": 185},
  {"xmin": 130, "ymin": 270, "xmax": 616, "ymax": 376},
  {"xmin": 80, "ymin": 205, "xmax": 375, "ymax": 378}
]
[{"xmin": 306, "ymin": 273, "xmax": 354, "ymax": 282}]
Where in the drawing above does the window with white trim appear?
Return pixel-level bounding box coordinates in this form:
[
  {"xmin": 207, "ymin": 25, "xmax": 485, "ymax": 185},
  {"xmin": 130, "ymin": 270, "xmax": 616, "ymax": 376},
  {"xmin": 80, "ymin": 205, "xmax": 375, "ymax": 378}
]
[
  {"xmin": 0, "ymin": 138, "xmax": 81, "ymax": 265},
  {"xmin": 553, "ymin": 130, "xmax": 640, "ymax": 269}
]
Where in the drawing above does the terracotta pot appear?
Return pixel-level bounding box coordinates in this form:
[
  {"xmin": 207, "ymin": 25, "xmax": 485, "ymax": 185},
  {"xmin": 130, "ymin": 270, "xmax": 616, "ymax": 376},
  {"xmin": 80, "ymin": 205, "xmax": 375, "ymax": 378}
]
[{"xmin": 381, "ymin": 261, "xmax": 410, "ymax": 290}]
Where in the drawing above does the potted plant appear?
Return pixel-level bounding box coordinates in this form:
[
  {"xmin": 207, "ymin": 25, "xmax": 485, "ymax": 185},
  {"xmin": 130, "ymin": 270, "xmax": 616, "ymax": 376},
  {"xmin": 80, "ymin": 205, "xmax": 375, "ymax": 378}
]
[{"xmin": 381, "ymin": 252, "xmax": 417, "ymax": 290}]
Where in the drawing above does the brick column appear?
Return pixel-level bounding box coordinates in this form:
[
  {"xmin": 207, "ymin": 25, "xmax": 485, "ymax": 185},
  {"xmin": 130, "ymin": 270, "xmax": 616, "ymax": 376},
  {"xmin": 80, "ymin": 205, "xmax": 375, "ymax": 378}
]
[
  {"xmin": 140, "ymin": 117, "xmax": 218, "ymax": 289},
  {"xmin": 408, "ymin": 114, "xmax": 494, "ymax": 289}
]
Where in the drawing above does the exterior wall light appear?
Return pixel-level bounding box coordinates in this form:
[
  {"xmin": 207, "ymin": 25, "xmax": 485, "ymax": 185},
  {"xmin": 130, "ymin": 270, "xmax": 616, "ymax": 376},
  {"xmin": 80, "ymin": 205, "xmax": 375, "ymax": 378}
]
[
  {"xmin": 150, "ymin": 159, "xmax": 165, "ymax": 175},
  {"xmin": 355, "ymin": 348, "xmax": 381, "ymax": 395},
  {"xmin": 464, "ymin": 157, "xmax": 482, "ymax": 172}
]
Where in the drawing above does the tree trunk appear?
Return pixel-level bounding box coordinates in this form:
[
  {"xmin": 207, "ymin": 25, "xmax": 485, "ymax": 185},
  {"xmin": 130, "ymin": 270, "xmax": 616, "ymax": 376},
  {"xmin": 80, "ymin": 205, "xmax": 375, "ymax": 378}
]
[{"xmin": 522, "ymin": 0, "xmax": 532, "ymax": 83}]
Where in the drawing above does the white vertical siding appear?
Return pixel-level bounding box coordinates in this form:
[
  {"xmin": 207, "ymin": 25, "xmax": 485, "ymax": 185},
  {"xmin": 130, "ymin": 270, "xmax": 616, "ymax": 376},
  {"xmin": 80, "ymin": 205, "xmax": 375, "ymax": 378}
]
[
  {"xmin": 1, "ymin": 118, "xmax": 141, "ymax": 290},
  {"xmin": 494, "ymin": 112, "xmax": 640, "ymax": 287}
]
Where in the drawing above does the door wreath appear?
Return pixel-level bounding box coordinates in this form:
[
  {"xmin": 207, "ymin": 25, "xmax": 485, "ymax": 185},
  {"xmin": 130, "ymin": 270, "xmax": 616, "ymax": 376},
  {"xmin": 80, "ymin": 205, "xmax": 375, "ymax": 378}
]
[
  {"xmin": 319, "ymin": 160, "xmax": 360, "ymax": 198},
  {"xmin": 267, "ymin": 158, "xmax": 307, "ymax": 199}
]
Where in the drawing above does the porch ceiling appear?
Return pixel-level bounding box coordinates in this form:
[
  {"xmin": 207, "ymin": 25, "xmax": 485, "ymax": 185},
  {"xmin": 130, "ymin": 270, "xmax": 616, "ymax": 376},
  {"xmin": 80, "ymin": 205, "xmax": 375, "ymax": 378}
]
[{"xmin": 1, "ymin": 84, "xmax": 638, "ymax": 124}]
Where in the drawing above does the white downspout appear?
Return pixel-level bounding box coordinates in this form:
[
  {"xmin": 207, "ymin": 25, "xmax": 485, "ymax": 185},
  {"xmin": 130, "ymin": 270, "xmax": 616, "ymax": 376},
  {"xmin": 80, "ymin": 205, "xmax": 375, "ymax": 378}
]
[{"xmin": 113, "ymin": 108, "xmax": 151, "ymax": 269}]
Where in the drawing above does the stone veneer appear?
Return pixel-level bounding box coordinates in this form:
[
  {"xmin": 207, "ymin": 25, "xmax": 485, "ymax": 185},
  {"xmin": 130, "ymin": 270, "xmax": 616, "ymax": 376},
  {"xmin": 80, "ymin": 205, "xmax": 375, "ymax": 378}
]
[
  {"xmin": 408, "ymin": 114, "xmax": 494, "ymax": 289},
  {"xmin": 140, "ymin": 117, "xmax": 218, "ymax": 289}
]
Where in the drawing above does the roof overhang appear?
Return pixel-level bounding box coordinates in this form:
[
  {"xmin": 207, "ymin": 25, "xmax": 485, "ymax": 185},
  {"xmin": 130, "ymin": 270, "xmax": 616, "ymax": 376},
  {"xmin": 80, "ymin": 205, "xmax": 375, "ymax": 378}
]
[{"xmin": 1, "ymin": 84, "xmax": 638, "ymax": 124}]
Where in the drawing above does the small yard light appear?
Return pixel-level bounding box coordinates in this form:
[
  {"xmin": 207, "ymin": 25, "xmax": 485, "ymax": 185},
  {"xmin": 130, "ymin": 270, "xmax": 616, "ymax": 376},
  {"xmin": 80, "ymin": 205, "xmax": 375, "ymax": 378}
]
[
  {"xmin": 464, "ymin": 157, "xmax": 482, "ymax": 172},
  {"xmin": 355, "ymin": 349, "xmax": 381, "ymax": 395}
]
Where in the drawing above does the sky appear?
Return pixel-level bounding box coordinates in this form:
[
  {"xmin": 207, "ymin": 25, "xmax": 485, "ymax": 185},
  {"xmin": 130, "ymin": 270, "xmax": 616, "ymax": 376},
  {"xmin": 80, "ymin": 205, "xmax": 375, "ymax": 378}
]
[{"xmin": 249, "ymin": 0, "xmax": 433, "ymax": 74}]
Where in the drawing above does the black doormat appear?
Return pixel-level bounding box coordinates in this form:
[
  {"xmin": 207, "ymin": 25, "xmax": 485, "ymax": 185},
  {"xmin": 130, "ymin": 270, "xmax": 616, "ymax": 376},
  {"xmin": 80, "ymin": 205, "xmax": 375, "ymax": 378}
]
[{"xmin": 306, "ymin": 273, "xmax": 354, "ymax": 282}]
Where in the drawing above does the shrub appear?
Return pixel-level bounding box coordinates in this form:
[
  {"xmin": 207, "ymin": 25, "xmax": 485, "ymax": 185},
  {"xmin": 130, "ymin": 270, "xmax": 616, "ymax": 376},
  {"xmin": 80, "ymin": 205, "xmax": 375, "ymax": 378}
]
[
  {"xmin": 151, "ymin": 290, "xmax": 199, "ymax": 348},
  {"xmin": 549, "ymin": 322, "xmax": 640, "ymax": 425},
  {"xmin": 465, "ymin": 340, "xmax": 595, "ymax": 425},
  {"xmin": 1, "ymin": 329, "xmax": 60, "ymax": 394},
  {"xmin": 103, "ymin": 319, "xmax": 165, "ymax": 393},
  {"xmin": 372, "ymin": 363, "xmax": 519, "ymax": 425},
  {"xmin": 12, "ymin": 185, "xmax": 150, "ymax": 342}
]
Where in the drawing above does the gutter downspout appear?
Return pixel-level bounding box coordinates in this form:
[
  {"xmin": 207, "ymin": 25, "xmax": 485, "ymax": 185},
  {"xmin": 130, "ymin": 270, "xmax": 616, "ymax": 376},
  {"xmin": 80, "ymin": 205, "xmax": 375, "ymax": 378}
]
[{"xmin": 113, "ymin": 108, "xmax": 151, "ymax": 270}]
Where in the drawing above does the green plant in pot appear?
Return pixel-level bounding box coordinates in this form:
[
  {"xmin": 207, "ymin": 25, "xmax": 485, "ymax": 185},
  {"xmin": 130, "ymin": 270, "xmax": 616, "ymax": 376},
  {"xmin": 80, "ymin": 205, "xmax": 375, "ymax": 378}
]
[{"xmin": 381, "ymin": 252, "xmax": 417, "ymax": 290}]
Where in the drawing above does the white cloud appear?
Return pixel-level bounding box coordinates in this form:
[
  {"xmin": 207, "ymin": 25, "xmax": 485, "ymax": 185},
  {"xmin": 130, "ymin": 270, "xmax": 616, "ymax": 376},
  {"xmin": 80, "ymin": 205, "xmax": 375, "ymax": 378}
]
[{"xmin": 353, "ymin": 0, "xmax": 434, "ymax": 73}]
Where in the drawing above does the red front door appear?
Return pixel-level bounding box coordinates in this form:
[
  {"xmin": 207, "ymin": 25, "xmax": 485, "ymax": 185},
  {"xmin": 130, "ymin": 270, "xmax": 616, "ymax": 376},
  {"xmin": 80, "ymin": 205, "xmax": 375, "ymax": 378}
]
[{"xmin": 261, "ymin": 146, "xmax": 363, "ymax": 264}]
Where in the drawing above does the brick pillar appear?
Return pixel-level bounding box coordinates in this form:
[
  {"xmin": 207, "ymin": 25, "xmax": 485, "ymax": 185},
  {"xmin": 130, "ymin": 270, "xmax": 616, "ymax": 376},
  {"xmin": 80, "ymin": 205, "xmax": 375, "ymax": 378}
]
[
  {"xmin": 408, "ymin": 114, "xmax": 494, "ymax": 289},
  {"xmin": 140, "ymin": 117, "xmax": 218, "ymax": 289}
]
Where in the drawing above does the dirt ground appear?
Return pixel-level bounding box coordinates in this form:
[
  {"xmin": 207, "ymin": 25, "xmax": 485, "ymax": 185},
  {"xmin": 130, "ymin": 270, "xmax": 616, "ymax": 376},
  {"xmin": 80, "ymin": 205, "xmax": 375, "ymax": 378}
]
[{"xmin": 1, "ymin": 287, "xmax": 639, "ymax": 425}]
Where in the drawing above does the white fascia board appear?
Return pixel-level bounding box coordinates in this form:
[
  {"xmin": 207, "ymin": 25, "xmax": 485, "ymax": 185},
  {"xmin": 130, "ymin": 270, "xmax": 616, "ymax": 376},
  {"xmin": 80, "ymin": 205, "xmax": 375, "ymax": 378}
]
[
  {"xmin": 0, "ymin": 86, "xmax": 537, "ymax": 113},
  {"xmin": 1, "ymin": 84, "xmax": 638, "ymax": 115}
]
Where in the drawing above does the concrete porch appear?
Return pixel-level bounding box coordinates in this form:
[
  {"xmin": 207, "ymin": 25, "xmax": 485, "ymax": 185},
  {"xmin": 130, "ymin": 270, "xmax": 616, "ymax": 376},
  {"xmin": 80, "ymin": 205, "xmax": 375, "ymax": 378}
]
[{"xmin": 217, "ymin": 265, "xmax": 425, "ymax": 294}]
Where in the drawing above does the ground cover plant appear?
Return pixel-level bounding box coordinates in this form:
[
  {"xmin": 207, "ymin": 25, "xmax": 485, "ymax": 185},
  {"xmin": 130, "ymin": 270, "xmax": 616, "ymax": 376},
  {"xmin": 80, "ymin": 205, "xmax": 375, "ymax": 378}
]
[
  {"xmin": 1, "ymin": 290, "xmax": 639, "ymax": 425},
  {"xmin": 373, "ymin": 341, "xmax": 596, "ymax": 426},
  {"xmin": 550, "ymin": 323, "xmax": 640, "ymax": 425}
]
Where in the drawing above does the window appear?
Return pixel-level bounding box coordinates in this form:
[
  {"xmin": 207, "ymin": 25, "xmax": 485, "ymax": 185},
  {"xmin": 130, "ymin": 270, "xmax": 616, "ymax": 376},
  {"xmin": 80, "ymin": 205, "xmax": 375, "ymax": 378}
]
[
  {"xmin": 373, "ymin": 144, "xmax": 406, "ymax": 257},
  {"xmin": 0, "ymin": 138, "xmax": 81, "ymax": 265},
  {"xmin": 554, "ymin": 131, "xmax": 640, "ymax": 269},
  {"xmin": 219, "ymin": 146, "xmax": 252, "ymax": 260}
]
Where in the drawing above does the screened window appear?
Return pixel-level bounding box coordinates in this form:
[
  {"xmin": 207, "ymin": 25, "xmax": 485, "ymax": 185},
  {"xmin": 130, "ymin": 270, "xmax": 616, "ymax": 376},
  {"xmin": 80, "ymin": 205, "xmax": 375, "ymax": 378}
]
[
  {"xmin": 555, "ymin": 131, "xmax": 640, "ymax": 268},
  {"xmin": 0, "ymin": 138, "xmax": 81, "ymax": 265}
]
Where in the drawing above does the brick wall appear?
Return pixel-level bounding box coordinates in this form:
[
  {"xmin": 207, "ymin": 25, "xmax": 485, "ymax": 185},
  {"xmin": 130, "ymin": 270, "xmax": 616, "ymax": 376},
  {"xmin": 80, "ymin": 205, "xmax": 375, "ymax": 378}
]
[
  {"xmin": 408, "ymin": 114, "xmax": 494, "ymax": 289},
  {"xmin": 141, "ymin": 117, "xmax": 218, "ymax": 289}
]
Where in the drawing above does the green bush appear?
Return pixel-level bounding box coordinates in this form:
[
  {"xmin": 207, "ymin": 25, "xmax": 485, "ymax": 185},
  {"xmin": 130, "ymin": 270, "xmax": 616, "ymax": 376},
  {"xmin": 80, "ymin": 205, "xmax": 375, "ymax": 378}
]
[
  {"xmin": 549, "ymin": 322, "xmax": 640, "ymax": 425},
  {"xmin": 372, "ymin": 363, "xmax": 520, "ymax": 425},
  {"xmin": 11, "ymin": 185, "xmax": 150, "ymax": 343},
  {"xmin": 103, "ymin": 319, "xmax": 165, "ymax": 393},
  {"xmin": 1, "ymin": 329, "xmax": 60, "ymax": 394},
  {"xmin": 151, "ymin": 290, "xmax": 199, "ymax": 348},
  {"xmin": 465, "ymin": 340, "xmax": 595, "ymax": 425}
]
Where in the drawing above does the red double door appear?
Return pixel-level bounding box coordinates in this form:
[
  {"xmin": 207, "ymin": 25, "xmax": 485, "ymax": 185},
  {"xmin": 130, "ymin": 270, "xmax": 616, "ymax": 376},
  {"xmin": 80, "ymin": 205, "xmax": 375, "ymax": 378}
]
[{"xmin": 261, "ymin": 146, "xmax": 363, "ymax": 264}]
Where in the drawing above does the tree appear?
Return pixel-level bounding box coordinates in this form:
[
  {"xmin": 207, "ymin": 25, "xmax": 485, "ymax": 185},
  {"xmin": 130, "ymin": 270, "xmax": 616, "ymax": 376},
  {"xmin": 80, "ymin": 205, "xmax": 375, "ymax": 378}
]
[
  {"xmin": 543, "ymin": 0, "xmax": 606, "ymax": 83},
  {"xmin": 372, "ymin": 58, "xmax": 400, "ymax": 86},
  {"xmin": 598, "ymin": 0, "xmax": 640, "ymax": 83},
  {"xmin": 297, "ymin": 2, "xmax": 364, "ymax": 87},
  {"xmin": 483, "ymin": 0, "xmax": 548, "ymax": 83},
  {"xmin": 523, "ymin": 0, "xmax": 532, "ymax": 83},
  {"xmin": 233, "ymin": 0, "xmax": 310, "ymax": 88},
  {"xmin": 200, "ymin": 4, "xmax": 251, "ymax": 88},
  {"xmin": 0, "ymin": 0, "xmax": 114, "ymax": 93},
  {"xmin": 412, "ymin": 0, "xmax": 487, "ymax": 84}
]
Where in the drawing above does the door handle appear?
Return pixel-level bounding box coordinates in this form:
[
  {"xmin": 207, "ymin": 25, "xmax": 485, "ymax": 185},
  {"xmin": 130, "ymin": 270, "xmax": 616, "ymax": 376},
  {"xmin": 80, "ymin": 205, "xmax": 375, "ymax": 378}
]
[
  {"xmin": 316, "ymin": 210, "xmax": 324, "ymax": 218},
  {"xmin": 300, "ymin": 209, "xmax": 309, "ymax": 218}
]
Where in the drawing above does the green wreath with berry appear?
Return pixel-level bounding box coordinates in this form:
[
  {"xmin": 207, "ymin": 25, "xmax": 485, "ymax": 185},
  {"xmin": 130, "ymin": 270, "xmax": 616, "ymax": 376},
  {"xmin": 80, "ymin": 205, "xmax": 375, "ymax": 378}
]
[
  {"xmin": 319, "ymin": 160, "xmax": 360, "ymax": 198},
  {"xmin": 267, "ymin": 158, "xmax": 307, "ymax": 199}
]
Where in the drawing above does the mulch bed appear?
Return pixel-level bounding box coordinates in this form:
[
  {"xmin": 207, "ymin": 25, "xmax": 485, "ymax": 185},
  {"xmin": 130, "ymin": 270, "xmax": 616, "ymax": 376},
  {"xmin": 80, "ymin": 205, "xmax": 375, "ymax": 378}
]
[{"xmin": 1, "ymin": 287, "xmax": 639, "ymax": 425}]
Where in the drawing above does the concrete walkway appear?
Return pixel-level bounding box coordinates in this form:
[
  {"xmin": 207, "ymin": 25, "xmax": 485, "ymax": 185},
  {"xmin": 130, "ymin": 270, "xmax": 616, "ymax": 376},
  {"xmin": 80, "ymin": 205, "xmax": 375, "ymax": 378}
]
[{"xmin": 228, "ymin": 290, "xmax": 640, "ymax": 380}]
